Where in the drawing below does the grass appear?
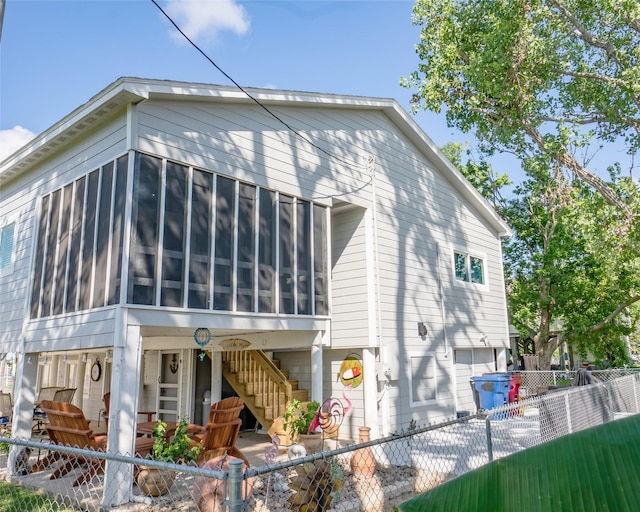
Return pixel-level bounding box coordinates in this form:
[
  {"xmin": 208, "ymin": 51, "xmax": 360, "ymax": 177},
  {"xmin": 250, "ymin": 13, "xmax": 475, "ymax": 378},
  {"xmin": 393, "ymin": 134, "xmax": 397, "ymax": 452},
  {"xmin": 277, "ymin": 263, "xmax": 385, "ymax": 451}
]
[{"xmin": 0, "ymin": 481, "xmax": 78, "ymax": 512}]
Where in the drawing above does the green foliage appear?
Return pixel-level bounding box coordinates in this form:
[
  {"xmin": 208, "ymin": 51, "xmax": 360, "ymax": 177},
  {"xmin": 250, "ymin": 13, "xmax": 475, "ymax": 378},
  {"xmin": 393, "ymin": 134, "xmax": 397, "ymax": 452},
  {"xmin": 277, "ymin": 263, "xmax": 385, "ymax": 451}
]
[
  {"xmin": 503, "ymin": 167, "xmax": 640, "ymax": 367},
  {"xmin": 150, "ymin": 418, "xmax": 201, "ymax": 464},
  {"xmin": 440, "ymin": 141, "xmax": 511, "ymax": 212},
  {"xmin": 403, "ymin": 0, "xmax": 639, "ymax": 215},
  {"xmin": 0, "ymin": 433, "xmax": 9, "ymax": 454},
  {"xmin": 283, "ymin": 399, "xmax": 321, "ymax": 441},
  {"xmin": 0, "ymin": 481, "xmax": 77, "ymax": 511}
]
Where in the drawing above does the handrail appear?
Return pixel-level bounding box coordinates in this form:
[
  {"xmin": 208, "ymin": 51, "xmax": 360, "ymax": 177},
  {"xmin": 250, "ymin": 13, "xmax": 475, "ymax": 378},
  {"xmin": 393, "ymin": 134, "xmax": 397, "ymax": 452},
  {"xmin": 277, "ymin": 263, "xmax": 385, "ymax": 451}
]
[{"xmin": 222, "ymin": 350, "xmax": 293, "ymax": 422}]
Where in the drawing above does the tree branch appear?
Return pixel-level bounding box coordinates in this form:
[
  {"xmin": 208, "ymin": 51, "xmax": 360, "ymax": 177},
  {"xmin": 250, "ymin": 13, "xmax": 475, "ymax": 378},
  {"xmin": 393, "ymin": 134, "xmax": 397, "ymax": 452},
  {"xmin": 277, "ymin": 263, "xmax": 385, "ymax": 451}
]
[
  {"xmin": 566, "ymin": 295, "xmax": 640, "ymax": 340},
  {"xmin": 549, "ymin": 0, "xmax": 622, "ymax": 67},
  {"xmin": 550, "ymin": 68, "xmax": 627, "ymax": 87},
  {"xmin": 523, "ymin": 122, "xmax": 634, "ymax": 218}
]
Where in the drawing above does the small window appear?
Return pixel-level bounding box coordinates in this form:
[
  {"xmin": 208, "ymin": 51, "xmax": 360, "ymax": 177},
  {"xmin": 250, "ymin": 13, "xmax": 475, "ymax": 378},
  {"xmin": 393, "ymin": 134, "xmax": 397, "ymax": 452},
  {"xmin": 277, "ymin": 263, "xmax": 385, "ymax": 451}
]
[
  {"xmin": 0, "ymin": 222, "xmax": 16, "ymax": 272},
  {"xmin": 453, "ymin": 250, "xmax": 485, "ymax": 285},
  {"xmin": 410, "ymin": 354, "xmax": 437, "ymax": 405}
]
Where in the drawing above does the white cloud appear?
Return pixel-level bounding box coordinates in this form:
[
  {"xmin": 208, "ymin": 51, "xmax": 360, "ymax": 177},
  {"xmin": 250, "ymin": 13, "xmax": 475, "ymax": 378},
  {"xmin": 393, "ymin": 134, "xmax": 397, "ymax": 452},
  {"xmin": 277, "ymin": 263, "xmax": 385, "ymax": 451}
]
[
  {"xmin": 164, "ymin": 0, "xmax": 250, "ymax": 45},
  {"xmin": 0, "ymin": 126, "xmax": 36, "ymax": 161}
]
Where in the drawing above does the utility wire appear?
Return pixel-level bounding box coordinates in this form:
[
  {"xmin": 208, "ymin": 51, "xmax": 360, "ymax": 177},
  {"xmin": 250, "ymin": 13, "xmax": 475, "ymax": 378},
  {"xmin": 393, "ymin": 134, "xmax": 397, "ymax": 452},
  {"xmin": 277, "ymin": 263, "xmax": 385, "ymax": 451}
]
[{"xmin": 150, "ymin": 0, "xmax": 366, "ymax": 170}]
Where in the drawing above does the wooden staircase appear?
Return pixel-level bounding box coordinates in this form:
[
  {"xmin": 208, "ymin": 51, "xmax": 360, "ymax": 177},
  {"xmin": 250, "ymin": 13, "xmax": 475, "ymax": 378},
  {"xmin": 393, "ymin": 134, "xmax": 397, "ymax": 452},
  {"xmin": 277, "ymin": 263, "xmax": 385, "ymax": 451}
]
[{"xmin": 221, "ymin": 350, "xmax": 309, "ymax": 442}]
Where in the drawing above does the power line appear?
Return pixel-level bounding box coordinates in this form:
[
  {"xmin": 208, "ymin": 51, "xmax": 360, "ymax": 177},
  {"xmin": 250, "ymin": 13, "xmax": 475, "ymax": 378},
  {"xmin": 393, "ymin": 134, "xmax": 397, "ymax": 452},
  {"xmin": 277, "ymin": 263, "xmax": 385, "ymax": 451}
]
[{"xmin": 149, "ymin": 0, "xmax": 366, "ymax": 171}]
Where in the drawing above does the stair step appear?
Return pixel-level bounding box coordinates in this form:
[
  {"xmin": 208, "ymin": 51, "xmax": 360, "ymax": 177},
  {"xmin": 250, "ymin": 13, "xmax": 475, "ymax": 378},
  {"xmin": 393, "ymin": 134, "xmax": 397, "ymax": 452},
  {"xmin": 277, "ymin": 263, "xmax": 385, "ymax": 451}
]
[
  {"xmin": 288, "ymin": 379, "xmax": 299, "ymax": 391},
  {"xmin": 292, "ymin": 389, "xmax": 309, "ymax": 401}
]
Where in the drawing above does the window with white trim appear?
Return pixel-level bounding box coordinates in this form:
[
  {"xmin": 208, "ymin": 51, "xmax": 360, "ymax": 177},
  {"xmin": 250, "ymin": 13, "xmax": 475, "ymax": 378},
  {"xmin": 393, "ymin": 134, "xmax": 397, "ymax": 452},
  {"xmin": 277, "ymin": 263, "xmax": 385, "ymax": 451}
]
[
  {"xmin": 0, "ymin": 222, "xmax": 16, "ymax": 273},
  {"xmin": 410, "ymin": 353, "xmax": 437, "ymax": 405},
  {"xmin": 453, "ymin": 250, "xmax": 486, "ymax": 285}
]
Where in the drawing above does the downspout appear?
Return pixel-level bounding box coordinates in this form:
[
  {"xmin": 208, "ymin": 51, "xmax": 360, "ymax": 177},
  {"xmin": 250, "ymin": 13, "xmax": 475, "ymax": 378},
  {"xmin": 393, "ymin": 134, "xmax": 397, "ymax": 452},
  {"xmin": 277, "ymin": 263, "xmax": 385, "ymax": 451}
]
[
  {"xmin": 368, "ymin": 155, "xmax": 390, "ymax": 437},
  {"xmin": 436, "ymin": 242, "xmax": 449, "ymax": 359}
]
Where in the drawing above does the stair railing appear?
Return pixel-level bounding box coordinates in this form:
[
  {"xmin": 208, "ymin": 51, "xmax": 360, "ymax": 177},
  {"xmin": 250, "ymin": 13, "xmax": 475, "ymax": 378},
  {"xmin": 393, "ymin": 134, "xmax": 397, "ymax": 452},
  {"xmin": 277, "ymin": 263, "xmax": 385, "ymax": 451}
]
[{"xmin": 222, "ymin": 350, "xmax": 293, "ymax": 421}]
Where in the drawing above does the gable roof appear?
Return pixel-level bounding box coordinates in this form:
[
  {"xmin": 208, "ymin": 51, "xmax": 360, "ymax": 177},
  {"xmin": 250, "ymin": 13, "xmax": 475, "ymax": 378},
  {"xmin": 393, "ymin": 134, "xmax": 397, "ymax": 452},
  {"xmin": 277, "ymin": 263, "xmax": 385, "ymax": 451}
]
[{"xmin": 0, "ymin": 77, "xmax": 511, "ymax": 237}]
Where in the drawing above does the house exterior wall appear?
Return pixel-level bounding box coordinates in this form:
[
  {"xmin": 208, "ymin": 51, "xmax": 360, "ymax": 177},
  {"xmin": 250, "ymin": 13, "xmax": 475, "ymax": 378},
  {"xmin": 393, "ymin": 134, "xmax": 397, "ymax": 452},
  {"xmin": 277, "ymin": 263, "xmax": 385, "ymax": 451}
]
[
  {"xmin": 0, "ymin": 114, "xmax": 128, "ymax": 353},
  {"xmin": 0, "ymin": 80, "xmax": 510, "ymax": 438},
  {"xmin": 330, "ymin": 206, "xmax": 370, "ymax": 349}
]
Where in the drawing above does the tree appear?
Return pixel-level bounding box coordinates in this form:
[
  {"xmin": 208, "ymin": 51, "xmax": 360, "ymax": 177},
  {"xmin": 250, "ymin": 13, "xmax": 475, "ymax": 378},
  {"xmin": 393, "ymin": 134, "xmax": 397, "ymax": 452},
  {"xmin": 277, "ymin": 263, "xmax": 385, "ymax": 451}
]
[
  {"xmin": 402, "ymin": 0, "xmax": 639, "ymax": 219},
  {"xmin": 448, "ymin": 144, "xmax": 640, "ymax": 368}
]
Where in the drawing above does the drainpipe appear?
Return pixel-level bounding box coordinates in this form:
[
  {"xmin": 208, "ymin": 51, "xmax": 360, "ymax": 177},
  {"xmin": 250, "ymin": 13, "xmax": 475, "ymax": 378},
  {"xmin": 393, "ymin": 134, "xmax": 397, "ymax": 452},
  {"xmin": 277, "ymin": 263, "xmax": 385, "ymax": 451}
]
[
  {"xmin": 367, "ymin": 155, "xmax": 389, "ymax": 438},
  {"xmin": 311, "ymin": 331, "xmax": 323, "ymax": 404}
]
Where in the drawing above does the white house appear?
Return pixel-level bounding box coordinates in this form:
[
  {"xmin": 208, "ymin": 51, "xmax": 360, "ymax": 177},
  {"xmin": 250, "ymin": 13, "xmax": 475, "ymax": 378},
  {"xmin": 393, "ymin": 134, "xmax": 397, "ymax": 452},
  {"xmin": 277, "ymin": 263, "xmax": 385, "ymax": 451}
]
[{"xmin": 0, "ymin": 77, "xmax": 511, "ymax": 492}]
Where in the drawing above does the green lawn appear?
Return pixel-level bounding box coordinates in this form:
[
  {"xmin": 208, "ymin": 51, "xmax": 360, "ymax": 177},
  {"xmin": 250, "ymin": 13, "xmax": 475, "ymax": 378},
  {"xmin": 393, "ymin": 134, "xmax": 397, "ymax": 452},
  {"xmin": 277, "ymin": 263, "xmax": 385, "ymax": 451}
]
[{"xmin": 0, "ymin": 481, "xmax": 78, "ymax": 512}]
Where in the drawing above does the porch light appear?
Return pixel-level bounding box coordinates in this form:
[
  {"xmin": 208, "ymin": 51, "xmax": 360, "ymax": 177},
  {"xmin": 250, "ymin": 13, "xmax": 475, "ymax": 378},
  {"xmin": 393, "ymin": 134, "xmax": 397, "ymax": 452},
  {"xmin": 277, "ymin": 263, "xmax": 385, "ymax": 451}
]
[
  {"xmin": 81, "ymin": 353, "xmax": 87, "ymax": 363},
  {"xmin": 418, "ymin": 322, "xmax": 428, "ymax": 338},
  {"xmin": 105, "ymin": 349, "xmax": 113, "ymax": 363}
]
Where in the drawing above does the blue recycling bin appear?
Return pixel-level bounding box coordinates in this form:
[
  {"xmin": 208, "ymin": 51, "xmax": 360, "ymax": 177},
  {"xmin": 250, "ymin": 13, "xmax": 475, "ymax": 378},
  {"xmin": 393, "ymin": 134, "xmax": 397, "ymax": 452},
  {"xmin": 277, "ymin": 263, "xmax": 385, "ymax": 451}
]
[{"xmin": 470, "ymin": 373, "xmax": 512, "ymax": 420}]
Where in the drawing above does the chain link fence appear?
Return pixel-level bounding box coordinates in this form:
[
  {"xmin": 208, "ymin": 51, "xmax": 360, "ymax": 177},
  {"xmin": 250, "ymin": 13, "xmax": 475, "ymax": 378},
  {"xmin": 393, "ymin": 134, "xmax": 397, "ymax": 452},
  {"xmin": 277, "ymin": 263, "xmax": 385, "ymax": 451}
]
[
  {"xmin": 512, "ymin": 368, "xmax": 640, "ymax": 399},
  {"xmin": 1, "ymin": 372, "xmax": 639, "ymax": 511}
]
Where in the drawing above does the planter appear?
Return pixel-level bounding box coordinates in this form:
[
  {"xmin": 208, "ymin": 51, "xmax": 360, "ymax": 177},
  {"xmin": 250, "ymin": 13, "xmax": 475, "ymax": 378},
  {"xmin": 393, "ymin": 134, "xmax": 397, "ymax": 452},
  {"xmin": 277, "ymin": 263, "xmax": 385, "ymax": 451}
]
[
  {"xmin": 298, "ymin": 432, "xmax": 323, "ymax": 454},
  {"xmin": 136, "ymin": 467, "xmax": 177, "ymax": 496},
  {"xmin": 350, "ymin": 426, "xmax": 376, "ymax": 477}
]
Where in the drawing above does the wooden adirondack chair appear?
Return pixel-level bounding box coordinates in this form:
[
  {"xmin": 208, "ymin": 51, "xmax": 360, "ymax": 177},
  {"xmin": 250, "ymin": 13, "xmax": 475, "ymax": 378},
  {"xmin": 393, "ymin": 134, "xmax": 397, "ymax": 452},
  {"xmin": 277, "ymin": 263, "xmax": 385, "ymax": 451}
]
[
  {"xmin": 206, "ymin": 396, "xmax": 245, "ymax": 424},
  {"xmin": 52, "ymin": 388, "xmax": 76, "ymax": 403},
  {"xmin": 192, "ymin": 396, "xmax": 245, "ymax": 443},
  {"xmin": 33, "ymin": 387, "xmax": 75, "ymax": 434},
  {"xmin": 101, "ymin": 392, "xmax": 156, "ymax": 430},
  {"xmin": 34, "ymin": 400, "xmax": 154, "ymax": 486},
  {"xmin": 0, "ymin": 392, "xmax": 12, "ymax": 434},
  {"xmin": 195, "ymin": 418, "xmax": 250, "ymax": 467}
]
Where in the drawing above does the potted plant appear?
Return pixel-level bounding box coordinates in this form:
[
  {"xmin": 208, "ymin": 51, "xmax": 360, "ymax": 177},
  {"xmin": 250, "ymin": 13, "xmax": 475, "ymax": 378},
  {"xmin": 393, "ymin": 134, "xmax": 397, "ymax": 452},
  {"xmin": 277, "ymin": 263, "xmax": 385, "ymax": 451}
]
[
  {"xmin": 283, "ymin": 399, "xmax": 322, "ymax": 453},
  {"xmin": 136, "ymin": 417, "xmax": 201, "ymax": 497}
]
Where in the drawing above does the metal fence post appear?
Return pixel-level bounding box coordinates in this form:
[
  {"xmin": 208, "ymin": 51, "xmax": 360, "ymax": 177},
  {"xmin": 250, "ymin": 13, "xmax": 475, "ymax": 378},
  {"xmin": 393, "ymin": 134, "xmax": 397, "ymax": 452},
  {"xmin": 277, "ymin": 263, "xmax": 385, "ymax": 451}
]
[
  {"xmin": 564, "ymin": 394, "xmax": 572, "ymax": 434},
  {"xmin": 485, "ymin": 417, "xmax": 493, "ymax": 462},
  {"xmin": 227, "ymin": 457, "xmax": 244, "ymax": 512},
  {"xmin": 605, "ymin": 380, "xmax": 614, "ymax": 420}
]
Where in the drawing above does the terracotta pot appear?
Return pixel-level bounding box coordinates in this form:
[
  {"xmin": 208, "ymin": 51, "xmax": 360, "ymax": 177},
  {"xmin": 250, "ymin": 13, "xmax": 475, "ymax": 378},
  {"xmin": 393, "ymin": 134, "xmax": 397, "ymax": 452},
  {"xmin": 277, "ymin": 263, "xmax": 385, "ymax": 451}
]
[
  {"xmin": 193, "ymin": 456, "xmax": 253, "ymax": 512},
  {"xmin": 136, "ymin": 467, "xmax": 176, "ymax": 496},
  {"xmin": 350, "ymin": 426, "xmax": 376, "ymax": 477},
  {"xmin": 298, "ymin": 432, "xmax": 323, "ymax": 454}
]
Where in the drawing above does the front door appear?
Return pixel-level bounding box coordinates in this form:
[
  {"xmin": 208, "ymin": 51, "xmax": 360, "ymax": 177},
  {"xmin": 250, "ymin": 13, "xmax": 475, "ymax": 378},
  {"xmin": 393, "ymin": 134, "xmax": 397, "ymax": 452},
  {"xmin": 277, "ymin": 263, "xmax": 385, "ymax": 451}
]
[{"xmin": 157, "ymin": 351, "xmax": 181, "ymax": 422}]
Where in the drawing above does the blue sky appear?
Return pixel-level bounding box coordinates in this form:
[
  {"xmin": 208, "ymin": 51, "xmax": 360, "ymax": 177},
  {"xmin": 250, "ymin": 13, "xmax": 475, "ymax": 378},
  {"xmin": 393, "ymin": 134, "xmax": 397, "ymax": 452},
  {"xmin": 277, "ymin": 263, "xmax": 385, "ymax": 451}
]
[{"xmin": 1, "ymin": 0, "xmax": 472, "ymax": 162}]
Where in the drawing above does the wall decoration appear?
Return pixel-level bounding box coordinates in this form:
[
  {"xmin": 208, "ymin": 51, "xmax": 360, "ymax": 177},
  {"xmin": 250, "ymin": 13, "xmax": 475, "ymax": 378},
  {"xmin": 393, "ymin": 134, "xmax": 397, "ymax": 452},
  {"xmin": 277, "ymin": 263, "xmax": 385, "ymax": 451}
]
[
  {"xmin": 91, "ymin": 359, "xmax": 102, "ymax": 382},
  {"xmin": 339, "ymin": 354, "xmax": 363, "ymax": 388},
  {"xmin": 308, "ymin": 385, "xmax": 353, "ymax": 440},
  {"xmin": 169, "ymin": 354, "xmax": 179, "ymax": 374},
  {"xmin": 218, "ymin": 338, "xmax": 251, "ymax": 350},
  {"xmin": 193, "ymin": 328, "xmax": 211, "ymax": 348}
]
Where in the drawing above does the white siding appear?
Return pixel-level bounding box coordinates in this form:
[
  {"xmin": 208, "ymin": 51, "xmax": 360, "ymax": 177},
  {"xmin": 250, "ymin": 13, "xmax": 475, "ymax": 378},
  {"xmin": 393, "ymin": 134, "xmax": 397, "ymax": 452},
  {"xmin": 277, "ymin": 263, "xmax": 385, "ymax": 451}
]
[
  {"xmin": 330, "ymin": 207, "xmax": 369, "ymax": 348},
  {"xmin": 0, "ymin": 115, "xmax": 127, "ymax": 353}
]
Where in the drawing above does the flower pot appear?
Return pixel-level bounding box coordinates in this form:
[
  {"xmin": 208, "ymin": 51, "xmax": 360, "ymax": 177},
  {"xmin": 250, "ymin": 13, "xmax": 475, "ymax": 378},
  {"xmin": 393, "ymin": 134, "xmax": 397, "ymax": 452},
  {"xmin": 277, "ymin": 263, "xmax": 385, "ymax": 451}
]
[
  {"xmin": 298, "ymin": 432, "xmax": 323, "ymax": 454},
  {"xmin": 136, "ymin": 467, "xmax": 176, "ymax": 496},
  {"xmin": 350, "ymin": 426, "xmax": 376, "ymax": 477}
]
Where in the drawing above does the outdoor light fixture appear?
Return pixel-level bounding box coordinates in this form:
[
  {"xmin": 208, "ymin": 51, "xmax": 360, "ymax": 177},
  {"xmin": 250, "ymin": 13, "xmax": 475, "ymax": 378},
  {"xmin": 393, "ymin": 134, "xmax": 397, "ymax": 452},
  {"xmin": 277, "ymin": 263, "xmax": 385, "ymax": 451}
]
[
  {"xmin": 480, "ymin": 334, "xmax": 488, "ymax": 345},
  {"xmin": 81, "ymin": 353, "xmax": 87, "ymax": 363},
  {"xmin": 418, "ymin": 322, "xmax": 428, "ymax": 338},
  {"xmin": 105, "ymin": 349, "xmax": 113, "ymax": 363}
]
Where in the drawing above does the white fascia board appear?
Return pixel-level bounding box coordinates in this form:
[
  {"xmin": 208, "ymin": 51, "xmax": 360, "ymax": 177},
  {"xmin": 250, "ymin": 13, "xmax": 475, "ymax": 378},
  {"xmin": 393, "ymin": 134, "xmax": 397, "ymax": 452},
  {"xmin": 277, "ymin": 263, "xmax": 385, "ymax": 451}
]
[{"xmin": 0, "ymin": 78, "xmax": 146, "ymax": 186}]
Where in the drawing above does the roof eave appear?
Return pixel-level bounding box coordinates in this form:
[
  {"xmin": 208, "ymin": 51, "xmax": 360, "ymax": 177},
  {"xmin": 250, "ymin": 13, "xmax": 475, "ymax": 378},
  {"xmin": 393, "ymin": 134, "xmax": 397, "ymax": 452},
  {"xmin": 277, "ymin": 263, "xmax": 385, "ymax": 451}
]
[{"xmin": 0, "ymin": 78, "xmax": 147, "ymax": 187}]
